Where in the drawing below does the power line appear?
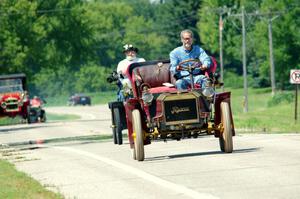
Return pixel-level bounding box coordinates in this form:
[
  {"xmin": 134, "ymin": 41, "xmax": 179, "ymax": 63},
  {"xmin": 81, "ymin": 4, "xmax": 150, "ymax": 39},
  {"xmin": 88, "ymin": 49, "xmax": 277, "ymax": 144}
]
[
  {"xmin": 0, "ymin": 8, "xmax": 75, "ymax": 16},
  {"xmin": 225, "ymin": 7, "xmax": 287, "ymax": 111}
]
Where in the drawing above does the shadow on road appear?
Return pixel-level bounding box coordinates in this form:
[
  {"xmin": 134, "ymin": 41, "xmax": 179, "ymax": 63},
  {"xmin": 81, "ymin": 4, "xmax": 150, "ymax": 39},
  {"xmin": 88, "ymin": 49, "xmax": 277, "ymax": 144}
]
[
  {"xmin": 49, "ymin": 119, "xmax": 110, "ymax": 123},
  {"xmin": 0, "ymin": 124, "xmax": 57, "ymax": 134},
  {"xmin": 145, "ymin": 147, "xmax": 260, "ymax": 161},
  {"xmin": 0, "ymin": 122, "xmax": 64, "ymax": 134},
  {"xmin": 2, "ymin": 134, "xmax": 112, "ymax": 148}
]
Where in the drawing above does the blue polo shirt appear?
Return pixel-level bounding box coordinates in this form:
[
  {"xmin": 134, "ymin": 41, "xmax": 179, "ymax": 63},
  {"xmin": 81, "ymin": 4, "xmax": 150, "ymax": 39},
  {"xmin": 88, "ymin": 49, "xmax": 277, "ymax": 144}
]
[{"xmin": 169, "ymin": 45, "xmax": 211, "ymax": 77}]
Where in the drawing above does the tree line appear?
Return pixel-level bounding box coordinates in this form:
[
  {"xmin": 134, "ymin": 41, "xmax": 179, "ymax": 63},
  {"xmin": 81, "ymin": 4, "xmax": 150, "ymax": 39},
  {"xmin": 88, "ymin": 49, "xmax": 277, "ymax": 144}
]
[{"xmin": 0, "ymin": 0, "xmax": 299, "ymax": 97}]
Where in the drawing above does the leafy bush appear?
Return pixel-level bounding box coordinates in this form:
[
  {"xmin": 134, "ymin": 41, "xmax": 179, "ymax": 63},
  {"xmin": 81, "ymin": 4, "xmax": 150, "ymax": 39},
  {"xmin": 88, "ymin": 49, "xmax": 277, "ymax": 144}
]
[
  {"xmin": 267, "ymin": 92, "xmax": 294, "ymax": 107},
  {"xmin": 33, "ymin": 66, "xmax": 75, "ymax": 97},
  {"xmin": 74, "ymin": 64, "xmax": 115, "ymax": 93},
  {"xmin": 223, "ymin": 71, "xmax": 243, "ymax": 88},
  {"xmin": 251, "ymin": 77, "xmax": 270, "ymax": 88}
]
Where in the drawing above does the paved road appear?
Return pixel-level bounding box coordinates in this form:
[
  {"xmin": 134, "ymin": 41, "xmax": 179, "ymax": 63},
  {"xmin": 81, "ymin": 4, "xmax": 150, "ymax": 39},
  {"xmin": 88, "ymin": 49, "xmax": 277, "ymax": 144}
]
[
  {"xmin": 1, "ymin": 105, "xmax": 300, "ymax": 199},
  {"xmin": 0, "ymin": 105, "xmax": 111, "ymax": 144}
]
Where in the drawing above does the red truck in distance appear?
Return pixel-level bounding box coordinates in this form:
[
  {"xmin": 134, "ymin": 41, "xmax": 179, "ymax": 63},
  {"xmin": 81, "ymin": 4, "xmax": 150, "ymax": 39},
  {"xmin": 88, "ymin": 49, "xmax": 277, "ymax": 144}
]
[{"xmin": 0, "ymin": 73, "xmax": 31, "ymax": 123}]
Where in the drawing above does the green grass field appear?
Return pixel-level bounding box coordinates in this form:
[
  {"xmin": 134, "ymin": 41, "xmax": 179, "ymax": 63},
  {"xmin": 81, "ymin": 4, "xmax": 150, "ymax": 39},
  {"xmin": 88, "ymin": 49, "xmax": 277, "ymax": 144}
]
[
  {"xmin": 226, "ymin": 87, "xmax": 300, "ymax": 133},
  {"xmin": 0, "ymin": 113, "xmax": 80, "ymax": 126},
  {"xmin": 0, "ymin": 160, "xmax": 63, "ymax": 199}
]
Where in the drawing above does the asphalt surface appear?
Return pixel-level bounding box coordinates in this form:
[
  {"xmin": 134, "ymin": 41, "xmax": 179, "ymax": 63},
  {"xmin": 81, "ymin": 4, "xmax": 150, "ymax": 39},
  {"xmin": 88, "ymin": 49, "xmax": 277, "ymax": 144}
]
[{"xmin": 1, "ymin": 105, "xmax": 300, "ymax": 199}]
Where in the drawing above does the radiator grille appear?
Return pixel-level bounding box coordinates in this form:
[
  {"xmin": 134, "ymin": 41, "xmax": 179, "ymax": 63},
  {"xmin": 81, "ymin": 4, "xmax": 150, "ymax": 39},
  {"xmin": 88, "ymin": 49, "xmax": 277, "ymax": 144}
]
[
  {"xmin": 164, "ymin": 98, "xmax": 198, "ymax": 122},
  {"xmin": 6, "ymin": 104, "xmax": 18, "ymax": 111}
]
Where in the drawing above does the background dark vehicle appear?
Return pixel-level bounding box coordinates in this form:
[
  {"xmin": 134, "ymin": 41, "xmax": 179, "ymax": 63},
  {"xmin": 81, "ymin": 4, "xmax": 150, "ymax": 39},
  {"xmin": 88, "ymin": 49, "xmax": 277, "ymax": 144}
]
[
  {"xmin": 68, "ymin": 94, "xmax": 91, "ymax": 106},
  {"xmin": 110, "ymin": 59, "xmax": 235, "ymax": 161},
  {"xmin": 29, "ymin": 96, "xmax": 46, "ymax": 123},
  {"xmin": 0, "ymin": 73, "xmax": 31, "ymax": 123}
]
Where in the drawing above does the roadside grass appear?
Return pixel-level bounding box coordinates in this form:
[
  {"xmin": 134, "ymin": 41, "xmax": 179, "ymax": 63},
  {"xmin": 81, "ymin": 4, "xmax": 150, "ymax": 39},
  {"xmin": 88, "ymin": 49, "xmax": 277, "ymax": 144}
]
[
  {"xmin": 226, "ymin": 87, "xmax": 300, "ymax": 133},
  {"xmin": 0, "ymin": 113, "xmax": 80, "ymax": 126},
  {"xmin": 0, "ymin": 117, "xmax": 22, "ymax": 126},
  {"xmin": 0, "ymin": 160, "xmax": 63, "ymax": 199}
]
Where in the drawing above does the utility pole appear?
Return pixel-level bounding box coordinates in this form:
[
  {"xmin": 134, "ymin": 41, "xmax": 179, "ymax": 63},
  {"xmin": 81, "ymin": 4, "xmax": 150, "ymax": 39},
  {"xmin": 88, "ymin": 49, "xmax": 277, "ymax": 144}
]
[
  {"xmin": 251, "ymin": 11, "xmax": 282, "ymax": 96},
  {"xmin": 209, "ymin": 6, "xmax": 227, "ymax": 91},
  {"xmin": 218, "ymin": 8, "xmax": 227, "ymax": 92},
  {"xmin": 268, "ymin": 17, "xmax": 276, "ymax": 96},
  {"xmin": 241, "ymin": 7, "xmax": 248, "ymax": 113},
  {"xmin": 227, "ymin": 8, "xmax": 283, "ymax": 112},
  {"xmin": 267, "ymin": 14, "xmax": 281, "ymax": 96},
  {"xmin": 229, "ymin": 6, "xmax": 248, "ymax": 112}
]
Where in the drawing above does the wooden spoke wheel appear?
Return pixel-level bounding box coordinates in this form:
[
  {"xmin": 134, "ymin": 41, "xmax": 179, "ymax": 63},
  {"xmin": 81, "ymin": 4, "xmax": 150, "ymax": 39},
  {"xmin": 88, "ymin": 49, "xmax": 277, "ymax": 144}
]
[
  {"xmin": 219, "ymin": 102, "xmax": 233, "ymax": 153},
  {"xmin": 132, "ymin": 109, "xmax": 145, "ymax": 161}
]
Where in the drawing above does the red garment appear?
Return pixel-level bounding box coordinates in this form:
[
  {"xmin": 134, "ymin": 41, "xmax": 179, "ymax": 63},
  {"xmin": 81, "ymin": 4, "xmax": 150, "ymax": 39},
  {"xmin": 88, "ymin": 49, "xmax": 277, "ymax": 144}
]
[{"xmin": 30, "ymin": 98, "xmax": 42, "ymax": 107}]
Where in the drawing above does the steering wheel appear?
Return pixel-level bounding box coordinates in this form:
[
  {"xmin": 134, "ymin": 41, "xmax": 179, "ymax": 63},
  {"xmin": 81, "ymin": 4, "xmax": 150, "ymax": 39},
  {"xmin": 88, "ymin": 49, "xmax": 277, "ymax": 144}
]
[{"xmin": 177, "ymin": 59, "xmax": 203, "ymax": 71}]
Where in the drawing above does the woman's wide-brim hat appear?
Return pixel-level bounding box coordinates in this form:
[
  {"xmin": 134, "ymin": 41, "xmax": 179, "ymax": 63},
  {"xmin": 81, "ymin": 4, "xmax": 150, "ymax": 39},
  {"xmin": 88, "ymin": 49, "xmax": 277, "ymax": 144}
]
[{"xmin": 123, "ymin": 44, "xmax": 139, "ymax": 53}]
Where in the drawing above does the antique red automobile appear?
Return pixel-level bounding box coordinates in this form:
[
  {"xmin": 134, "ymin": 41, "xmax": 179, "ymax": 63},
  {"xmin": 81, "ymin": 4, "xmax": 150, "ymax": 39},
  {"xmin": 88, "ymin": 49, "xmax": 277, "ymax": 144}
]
[
  {"xmin": 109, "ymin": 58, "xmax": 235, "ymax": 161},
  {"xmin": 0, "ymin": 73, "xmax": 31, "ymax": 123}
]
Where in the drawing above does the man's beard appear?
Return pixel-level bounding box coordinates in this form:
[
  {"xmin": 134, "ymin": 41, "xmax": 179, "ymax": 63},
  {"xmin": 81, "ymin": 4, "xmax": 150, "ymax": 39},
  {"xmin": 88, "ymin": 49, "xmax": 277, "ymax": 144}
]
[
  {"xmin": 126, "ymin": 55, "xmax": 136, "ymax": 61},
  {"xmin": 184, "ymin": 43, "xmax": 192, "ymax": 49}
]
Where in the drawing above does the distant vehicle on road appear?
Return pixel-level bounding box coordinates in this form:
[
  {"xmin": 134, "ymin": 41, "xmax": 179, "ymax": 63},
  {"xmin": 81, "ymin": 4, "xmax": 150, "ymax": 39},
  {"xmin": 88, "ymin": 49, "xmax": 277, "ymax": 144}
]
[
  {"xmin": 29, "ymin": 96, "xmax": 46, "ymax": 123},
  {"xmin": 0, "ymin": 73, "xmax": 31, "ymax": 123},
  {"xmin": 68, "ymin": 93, "xmax": 91, "ymax": 106}
]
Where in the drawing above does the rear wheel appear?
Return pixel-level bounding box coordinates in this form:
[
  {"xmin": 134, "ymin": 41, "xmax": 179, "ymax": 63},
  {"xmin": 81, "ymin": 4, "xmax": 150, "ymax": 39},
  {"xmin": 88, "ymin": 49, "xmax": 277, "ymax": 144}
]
[
  {"xmin": 113, "ymin": 108, "xmax": 123, "ymax": 145},
  {"xmin": 132, "ymin": 109, "xmax": 144, "ymax": 161},
  {"xmin": 40, "ymin": 110, "xmax": 46, "ymax": 122},
  {"xmin": 26, "ymin": 106, "xmax": 32, "ymax": 124},
  {"xmin": 111, "ymin": 108, "xmax": 117, "ymax": 144},
  {"xmin": 219, "ymin": 102, "xmax": 233, "ymax": 153}
]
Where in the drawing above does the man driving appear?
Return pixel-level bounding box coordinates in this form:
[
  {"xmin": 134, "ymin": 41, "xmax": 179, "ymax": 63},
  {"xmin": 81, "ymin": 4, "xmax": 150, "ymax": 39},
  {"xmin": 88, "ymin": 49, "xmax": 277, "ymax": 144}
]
[{"xmin": 169, "ymin": 29, "xmax": 212, "ymax": 90}]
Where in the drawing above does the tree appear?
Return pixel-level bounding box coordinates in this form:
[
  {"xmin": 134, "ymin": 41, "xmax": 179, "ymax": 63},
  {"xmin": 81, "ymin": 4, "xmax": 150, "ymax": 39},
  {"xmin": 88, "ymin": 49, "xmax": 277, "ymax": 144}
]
[
  {"xmin": 253, "ymin": 0, "xmax": 300, "ymax": 89},
  {"xmin": 122, "ymin": 16, "xmax": 169, "ymax": 60},
  {"xmin": 153, "ymin": 0, "xmax": 202, "ymax": 56},
  {"xmin": 75, "ymin": 64, "xmax": 113, "ymax": 92},
  {"xmin": 0, "ymin": 0, "xmax": 40, "ymax": 75},
  {"xmin": 33, "ymin": 66, "xmax": 75, "ymax": 97}
]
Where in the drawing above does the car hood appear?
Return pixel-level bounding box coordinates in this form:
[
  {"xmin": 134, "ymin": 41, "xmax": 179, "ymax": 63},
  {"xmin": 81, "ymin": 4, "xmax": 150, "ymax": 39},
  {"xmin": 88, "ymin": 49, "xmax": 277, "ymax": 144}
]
[{"xmin": 0, "ymin": 92, "xmax": 23, "ymax": 101}]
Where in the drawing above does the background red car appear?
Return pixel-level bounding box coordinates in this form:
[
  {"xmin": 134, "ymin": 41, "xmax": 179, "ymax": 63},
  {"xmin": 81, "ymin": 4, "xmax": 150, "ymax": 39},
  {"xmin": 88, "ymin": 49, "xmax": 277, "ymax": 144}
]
[{"xmin": 0, "ymin": 73, "xmax": 31, "ymax": 122}]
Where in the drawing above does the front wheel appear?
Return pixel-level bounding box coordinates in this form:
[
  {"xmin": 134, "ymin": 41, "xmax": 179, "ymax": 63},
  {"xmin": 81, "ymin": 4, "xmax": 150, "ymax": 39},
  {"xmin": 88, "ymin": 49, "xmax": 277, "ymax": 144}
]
[
  {"xmin": 131, "ymin": 147, "xmax": 137, "ymax": 160},
  {"xmin": 219, "ymin": 102, "xmax": 233, "ymax": 153},
  {"xmin": 26, "ymin": 106, "xmax": 32, "ymax": 124},
  {"xmin": 132, "ymin": 109, "xmax": 144, "ymax": 161}
]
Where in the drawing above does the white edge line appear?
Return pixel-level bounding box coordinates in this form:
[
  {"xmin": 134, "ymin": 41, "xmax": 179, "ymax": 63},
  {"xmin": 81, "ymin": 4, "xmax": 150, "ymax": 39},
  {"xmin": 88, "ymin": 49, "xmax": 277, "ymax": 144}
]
[{"xmin": 54, "ymin": 146, "xmax": 219, "ymax": 199}]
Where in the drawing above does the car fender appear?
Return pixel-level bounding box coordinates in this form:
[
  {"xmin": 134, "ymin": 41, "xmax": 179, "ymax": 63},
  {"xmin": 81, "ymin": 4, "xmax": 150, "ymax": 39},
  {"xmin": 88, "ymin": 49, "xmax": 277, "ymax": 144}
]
[
  {"xmin": 214, "ymin": 91, "xmax": 235, "ymax": 136},
  {"xmin": 124, "ymin": 98, "xmax": 142, "ymax": 148}
]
